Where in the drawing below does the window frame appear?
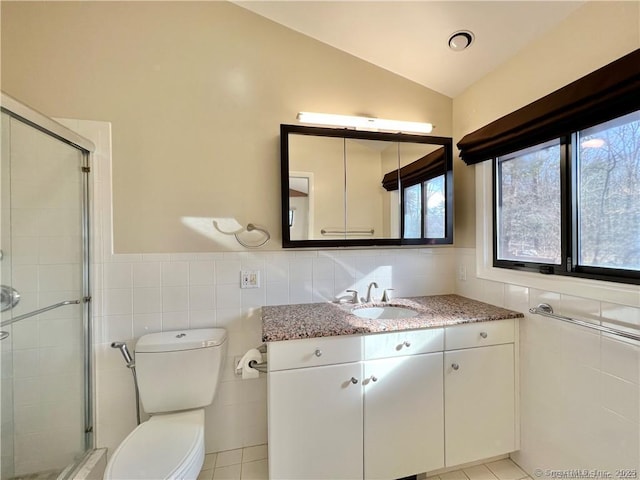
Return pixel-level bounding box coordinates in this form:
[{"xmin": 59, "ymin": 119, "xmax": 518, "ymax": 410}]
[{"xmin": 492, "ymin": 113, "xmax": 640, "ymax": 286}]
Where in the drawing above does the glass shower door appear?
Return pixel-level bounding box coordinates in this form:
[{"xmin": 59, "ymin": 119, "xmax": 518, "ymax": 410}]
[
  {"xmin": 1, "ymin": 111, "xmax": 15, "ymax": 479},
  {"xmin": 0, "ymin": 112, "xmax": 89, "ymax": 479}
]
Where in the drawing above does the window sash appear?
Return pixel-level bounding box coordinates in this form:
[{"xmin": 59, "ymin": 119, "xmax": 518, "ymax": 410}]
[{"xmin": 492, "ymin": 111, "xmax": 639, "ymax": 285}]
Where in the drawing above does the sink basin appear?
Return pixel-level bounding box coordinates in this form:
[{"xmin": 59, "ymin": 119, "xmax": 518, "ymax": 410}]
[{"xmin": 351, "ymin": 306, "xmax": 419, "ymax": 320}]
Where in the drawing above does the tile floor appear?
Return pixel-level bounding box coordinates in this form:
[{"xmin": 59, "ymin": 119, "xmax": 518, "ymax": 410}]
[
  {"xmin": 198, "ymin": 446, "xmax": 531, "ymax": 480},
  {"xmin": 427, "ymin": 459, "xmax": 532, "ymax": 480},
  {"xmin": 197, "ymin": 444, "xmax": 268, "ymax": 480}
]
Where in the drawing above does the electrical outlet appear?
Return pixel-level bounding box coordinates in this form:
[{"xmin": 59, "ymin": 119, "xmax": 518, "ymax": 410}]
[
  {"xmin": 240, "ymin": 270, "xmax": 260, "ymax": 289},
  {"xmin": 458, "ymin": 265, "xmax": 467, "ymax": 281}
]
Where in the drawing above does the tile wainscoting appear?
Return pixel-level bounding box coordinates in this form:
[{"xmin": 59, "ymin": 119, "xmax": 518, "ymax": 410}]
[
  {"xmin": 456, "ymin": 248, "xmax": 639, "ymax": 472},
  {"xmin": 94, "ymin": 246, "xmax": 457, "ymax": 456}
]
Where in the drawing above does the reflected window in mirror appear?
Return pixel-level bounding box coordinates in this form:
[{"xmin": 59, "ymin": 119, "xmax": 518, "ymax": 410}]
[
  {"xmin": 281, "ymin": 124, "xmax": 453, "ymax": 248},
  {"xmin": 383, "ymin": 145, "xmax": 449, "ymax": 242},
  {"xmin": 403, "ymin": 184, "xmax": 421, "ymax": 239},
  {"xmin": 401, "ymin": 175, "xmax": 445, "ymax": 239}
]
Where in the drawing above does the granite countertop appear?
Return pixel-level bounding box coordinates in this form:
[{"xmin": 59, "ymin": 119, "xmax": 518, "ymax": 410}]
[{"xmin": 262, "ymin": 294, "xmax": 524, "ymax": 342}]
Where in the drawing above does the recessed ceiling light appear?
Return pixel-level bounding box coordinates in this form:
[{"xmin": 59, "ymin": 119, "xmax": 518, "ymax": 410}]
[{"xmin": 448, "ymin": 30, "xmax": 475, "ymax": 51}]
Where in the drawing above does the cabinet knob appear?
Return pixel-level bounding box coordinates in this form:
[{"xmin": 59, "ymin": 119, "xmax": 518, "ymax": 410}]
[
  {"xmin": 451, "ymin": 363, "xmax": 460, "ymax": 371},
  {"xmin": 350, "ymin": 377, "xmax": 359, "ymax": 384},
  {"xmin": 314, "ymin": 349, "xmax": 322, "ymax": 357},
  {"xmin": 370, "ymin": 376, "xmax": 378, "ymax": 383},
  {"xmin": 480, "ymin": 331, "xmax": 488, "ymax": 339},
  {"xmin": 403, "ymin": 340, "xmax": 411, "ymax": 348}
]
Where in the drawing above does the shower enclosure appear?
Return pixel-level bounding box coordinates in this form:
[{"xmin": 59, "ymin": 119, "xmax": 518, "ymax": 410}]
[{"xmin": 1, "ymin": 93, "xmax": 94, "ymax": 479}]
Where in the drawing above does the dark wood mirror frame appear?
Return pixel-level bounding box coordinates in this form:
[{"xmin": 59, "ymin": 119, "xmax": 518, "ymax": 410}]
[{"xmin": 280, "ymin": 124, "xmax": 454, "ymax": 248}]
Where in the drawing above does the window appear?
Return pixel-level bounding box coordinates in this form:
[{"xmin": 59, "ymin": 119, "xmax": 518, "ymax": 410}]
[
  {"xmin": 496, "ymin": 140, "xmax": 562, "ymax": 265},
  {"xmin": 577, "ymin": 112, "xmax": 640, "ymax": 272},
  {"xmin": 494, "ymin": 109, "xmax": 640, "ymax": 284}
]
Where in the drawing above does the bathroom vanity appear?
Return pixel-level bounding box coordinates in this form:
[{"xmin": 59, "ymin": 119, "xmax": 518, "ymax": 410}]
[{"xmin": 262, "ymin": 295, "xmax": 523, "ymax": 480}]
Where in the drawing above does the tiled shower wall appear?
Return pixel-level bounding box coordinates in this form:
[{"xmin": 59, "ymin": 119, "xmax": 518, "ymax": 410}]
[
  {"xmin": 2, "ymin": 117, "xmax": 87, "ymax": 477},
  {"xmin": 456, "ymin": 248, "xmax": 640, "ymax": 471}
]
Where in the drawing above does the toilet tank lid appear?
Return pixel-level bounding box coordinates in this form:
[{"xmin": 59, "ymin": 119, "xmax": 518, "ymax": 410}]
[{"xmin": 135, "ymin": 328, "xmax": 227, "ymax": 353}]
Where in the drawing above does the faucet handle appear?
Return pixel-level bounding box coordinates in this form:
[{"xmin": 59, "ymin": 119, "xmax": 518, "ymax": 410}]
[
  {"xmin": 381, "ymin": 288, "xmax": 395, "ymax": 302},
  {"xmin": 345, "ymin": 290, "xmax": 361, "ymax": 304}
]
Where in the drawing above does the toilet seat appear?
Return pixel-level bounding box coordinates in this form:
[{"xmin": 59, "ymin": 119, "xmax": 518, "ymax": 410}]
[{"xmin": 104, "ymin": 409, "xmax": 205, "ymax": 480}]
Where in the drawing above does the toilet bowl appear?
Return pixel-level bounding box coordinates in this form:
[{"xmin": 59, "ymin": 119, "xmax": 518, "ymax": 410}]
[
  {"xmin": 104, "ymin": 328, "xmax": 227, "ymax": 480},
  {"xmin": 104, "ymin": 409, "xmax": 205, "ymax": 480}
]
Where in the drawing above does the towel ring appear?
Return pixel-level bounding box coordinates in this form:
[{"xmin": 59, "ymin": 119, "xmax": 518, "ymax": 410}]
[
  {"xmin": 212, "ymin": 221, "xmax": 270, "ymax": 248},
  {"xmin": 235, "ymin": 223, "xmax": 270, "ymax": 248}
]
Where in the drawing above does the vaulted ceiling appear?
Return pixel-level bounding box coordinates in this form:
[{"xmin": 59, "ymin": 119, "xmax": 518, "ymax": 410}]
[{"xmin": 235, "ymin": 1, "xmax": 584, "ymax": 98}]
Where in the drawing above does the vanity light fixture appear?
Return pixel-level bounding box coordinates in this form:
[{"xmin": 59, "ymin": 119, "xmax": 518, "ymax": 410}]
[
  {"xmin": 296, "ymin": 112, "xmax": 433, "ymax": 134},
  {"xmin": 448, "ymin": 30, "xmax": 474, "ymax": 51}
]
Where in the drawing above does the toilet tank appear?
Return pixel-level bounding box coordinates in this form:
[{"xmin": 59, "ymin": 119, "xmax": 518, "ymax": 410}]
[{"xmin": 135, "ymin": 328, "xmax": 228, "ymax": 414}]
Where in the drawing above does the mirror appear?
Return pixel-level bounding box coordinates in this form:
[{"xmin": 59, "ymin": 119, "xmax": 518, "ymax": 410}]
[{"xmin": 281, "ymin": 124, "xmax": 453, "ymax": 248}]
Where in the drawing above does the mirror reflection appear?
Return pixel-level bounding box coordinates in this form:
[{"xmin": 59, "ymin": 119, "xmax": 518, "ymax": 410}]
[{"xmin": 281, "ymin": 125, "xmax": 453, "ymax": 247}]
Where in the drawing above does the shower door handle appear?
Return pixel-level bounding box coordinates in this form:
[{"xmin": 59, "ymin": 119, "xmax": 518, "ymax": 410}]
[
  {"xmin": 1, "ymin": 299, "xmax": 80, "ymax": 327},
  {"xmin": 0, "ymin": 285, "xmax": 20, "ymax": 312}
]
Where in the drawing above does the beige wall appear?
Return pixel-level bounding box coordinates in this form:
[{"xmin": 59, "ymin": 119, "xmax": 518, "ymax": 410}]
[
  {"xmin": 452, "ymin": 1, "xmax": 640, "ymax": 247},
  {"xmin": 345, "ymin": 140, "xmax": 387, "ymax": 239},
  {"xmin": 289, "ymin": 135, "xmax": 345, "ymax": 238},
  {"xmin": 0, "ymin": 1, "xmax": 452, "ymax": 253}
]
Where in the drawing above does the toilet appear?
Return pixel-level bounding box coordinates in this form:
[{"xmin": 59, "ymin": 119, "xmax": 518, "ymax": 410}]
[{"xmin": 104, "ymin": 328, "xmax": 228, "ymax": 480}]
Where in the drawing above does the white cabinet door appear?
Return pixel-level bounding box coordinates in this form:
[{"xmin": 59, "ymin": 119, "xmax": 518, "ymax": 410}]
[
  {"xmin": 444, "ymin": 343, "xmax": 515, "ymax": 467},
  {"xmin": 364, "ymin": 352, "xmax": 444, "ymax": 480},
  {"xmin": 268, "ymin": 362, "xmax": 363, "ymax": 480}
]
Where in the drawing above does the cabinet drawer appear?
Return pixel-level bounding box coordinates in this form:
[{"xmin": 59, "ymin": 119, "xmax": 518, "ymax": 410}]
[
  {"xmin": 364, "ymin": 328, "xmax": 444, "ymax": 360},
  {"xmin": 268, "ymin": 335, "xmax": 362, "ymax": 371},
  {"xmin": 445, "ymin": 319, "xmax": 514, "ymax": 350}
]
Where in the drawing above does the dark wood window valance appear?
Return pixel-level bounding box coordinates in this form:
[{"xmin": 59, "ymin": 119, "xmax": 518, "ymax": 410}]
[
  {"xmin": 457, "ymin": 48, "xmax": 640, "ymax": 165},
  {"xmin": 382, "ymin": 147, "xmax": 445, "ymax": 191}
]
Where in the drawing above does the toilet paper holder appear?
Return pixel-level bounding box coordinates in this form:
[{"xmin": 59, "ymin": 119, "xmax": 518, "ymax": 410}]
[
  {"xmin": 236, "ymin": 344, "xmax": 268, "ymax": 376},
  {"xmin": 247, "ymin": 359, "xmax": 268, "ymax": 373},
  {"xmin": 250, "ymin": 343, "xmax": 268, "ymax": 373}
]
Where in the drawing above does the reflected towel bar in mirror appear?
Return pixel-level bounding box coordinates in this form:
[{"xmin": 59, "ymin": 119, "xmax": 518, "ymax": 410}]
[{"xmin": 321, "ymin": 228, "xmax": 375, "ymax": 236}]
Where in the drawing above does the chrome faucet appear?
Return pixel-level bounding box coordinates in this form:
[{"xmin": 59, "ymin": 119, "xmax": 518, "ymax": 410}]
[
  {"xmin": 345, "ymin": 290, "xmax": 361, "ymax": 304},
  {"xmin": 364, "ymin": 282, "xmax": 378, "ymax": 303},
  {"xmin": 381, "ymin": 288, "xmax": 394, "ymax": 302}
]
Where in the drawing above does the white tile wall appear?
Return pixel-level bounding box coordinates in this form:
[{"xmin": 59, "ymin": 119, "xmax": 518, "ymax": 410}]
[
  {"xmin": 96, "ymin": 248, "xmax": 457, "ymax": 454},
  {"xmin": 456, "ymin": 248, "xmax": 640, "ymax": 473}
]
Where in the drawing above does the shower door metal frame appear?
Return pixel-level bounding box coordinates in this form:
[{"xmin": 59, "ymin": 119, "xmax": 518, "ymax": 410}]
[{"xmin": 1, "ymin": 91, "xmax": 97, "ymax": 462}]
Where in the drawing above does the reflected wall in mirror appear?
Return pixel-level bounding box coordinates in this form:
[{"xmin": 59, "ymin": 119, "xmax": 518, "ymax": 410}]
[{"xmin": 281, "ymin": 124, "xmax": 453, "ymax": 248}]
